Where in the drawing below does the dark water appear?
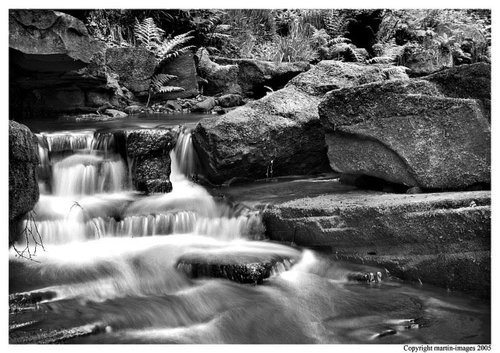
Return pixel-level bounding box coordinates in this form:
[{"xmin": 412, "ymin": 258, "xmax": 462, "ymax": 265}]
[{"xmin": 9, "ymin": 117, "xmax": 491, "ymax": 344}]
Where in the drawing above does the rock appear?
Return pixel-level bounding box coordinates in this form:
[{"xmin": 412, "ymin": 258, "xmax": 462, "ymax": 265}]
[
  {"xmin": 9, "ymin": 121, "xmax": 40, "ymax": 243},
  {"xmin": 191, "ymin": 97, "xmax": 216, "ymax": 113},
  {"xmin": 103, "ymin": 109, "xmax": 128, "ymax": 119},
  {"xmin": 422, "ymin": 63, "xmax": 491, "ymax": 121},
  {"xmin": 124, "ymin": 105, "xmax": 143, "ymax": 114},
  {"xmin": 126, "ymin": 129, "xmax": 176, "ymax": 194},
  {"xmin": 263, "ymin": 190, "xmax": 491, "ymax": 298},
  {"xmin": 286, "ymin": 60, "xmax": 390, "ymax": 96},
  {"xmin": 176, "ymin": 243, "xmax": 301, "ymax": 284},
  {"xmin": 195, "ymin": 48, "xmax": 241, "ymax": 96},
  {"xmin": 406, "ymin": 186, "xmax": 423, "ymax": 194},
  {"xmin": 158, "ymin": 52, "xmax": 199, "ymax": 99},
  {"xmin": 318, "ymin": 79, "xmax": 490, "ymax": 190},
  {"xmin": 165, "ymin": 100, "xmax": 182, "ymax": 111},
  {"xmin": 9, "ymin": 10, "xmax": 130, "ymax": 119},
  {"xmin": 213, "ymin": 57, "xmax": 310, "ymax": 97},
  {"xmin": 105, "ymin": 47, "xmax": 157, "ymax": 97},
  {"xmin": 401, "ymin": 43, "xmax": 453, "ymax": 76},
  {"xmin": 216, "ymin": 94, "xmax": 244, "ymax": 108},
  {"xmin": 9, "ymin": 10, "xmax": 102, "ymax": 67},
  {"xmin": 193, "ymin": 61, "xmax": 398, "ymax": 184}
]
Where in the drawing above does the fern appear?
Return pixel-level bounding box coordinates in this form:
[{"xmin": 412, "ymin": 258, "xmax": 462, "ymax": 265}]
[
  {"xmin": 134, "ymin": 17, "xmax": 164, "ymax": 50},
  {"xmin": 156, "ymin": 31, "xmax": 195, "ymax": 64},
  {"xmin": 331, "ymin": 36, "xmax": 351, "ymax": 44},
  {"xmin": 366, "ymin": 56, "xmax": 395, "ymax": 65},
  {"xmin": 146, "ymin": 74, "xmax": 184, "ymax": 107},
  {"xmin": 345, "ymin": 46, "xmax": 364, "ymax": 62}
]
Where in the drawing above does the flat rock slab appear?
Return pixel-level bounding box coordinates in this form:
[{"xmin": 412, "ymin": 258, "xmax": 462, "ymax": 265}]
[
  {"xmin": 263, "ymin": 190, "xmax": 490, "ymax": 297},
  {"xmin": 176, "ymin": 242, "xmax": 301, "ymax": 284}
]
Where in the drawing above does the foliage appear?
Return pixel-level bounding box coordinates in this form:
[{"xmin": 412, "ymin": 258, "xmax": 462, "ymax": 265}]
[{"xmin": 146, "ymin": 74, "xmax": 184, "ymax": 107}]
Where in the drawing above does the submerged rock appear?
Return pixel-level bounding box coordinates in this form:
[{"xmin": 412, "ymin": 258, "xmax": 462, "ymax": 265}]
[
  {"xmin": 9, "ymin": 121, "xmax": 40, "ymax": 243},
  {"xmin": 193, "ymin": 61, "xmax": 397, "ymax": 184},
  {"xmin": 176, "ymin": 246, "xmax": 301, "ymax": 284},
  {"xmin": 318, "ymin": 79, "xmax": 490, "ymax": 190}
]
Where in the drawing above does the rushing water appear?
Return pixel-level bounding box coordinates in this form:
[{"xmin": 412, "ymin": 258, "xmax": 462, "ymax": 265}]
[{"xmin": 9, "ymin": 119, "xmax": 490, "ymax": 344}]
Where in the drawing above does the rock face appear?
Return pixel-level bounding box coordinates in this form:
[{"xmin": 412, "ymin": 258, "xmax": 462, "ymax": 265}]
[
  {"xmin": 423, "ymin": 63, "xmax": 491, "ymax": 121},
  {"xmin": 9, "ymin": 10, "xmax": 101, "ymax": 67},
  {"xmin": 9, "ymin": 121, "xmax": 40, "ymax": 242},
  {"xmin": 9, "ymin": 10, "xmax": 128, "ymax": 119},
  {"xmin": 193, "ymin": 61, "xmax": 400, "ymax": 184},
  {"xmin": 158, "ymin": 52, "xmax": 199, "ymax": 99},
  {"xmin": 195, "ymin": 48, "xmax": 241, "ymax": 96},
  {"xmin": 105, "ymin": 47, "xmax": 157, "ymax": 98},
  {"xmin": 126, "ymin": 129, "xmax": 176, "ymax": 194},
  {"xmin": 318, "ymin": 79, "xmax": 491, "ymax": 190},
  {"xmin": 213, "ymin": 57, "xmax": 310, "ymax": 98},
  {"xmin": 263, "ymin": 191, "xmax": 491, "ymax": 298}
]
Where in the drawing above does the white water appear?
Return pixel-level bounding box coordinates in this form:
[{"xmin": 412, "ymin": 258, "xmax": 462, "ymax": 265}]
[{"xmin": 10, "ymin": 126, "xmax": 490, "ymax": 344}]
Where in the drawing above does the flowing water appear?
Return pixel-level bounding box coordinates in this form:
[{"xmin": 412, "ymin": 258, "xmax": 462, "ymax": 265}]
[{"xmin": 9, "ymin": 117, "xmax": 490, "ymax": 344}]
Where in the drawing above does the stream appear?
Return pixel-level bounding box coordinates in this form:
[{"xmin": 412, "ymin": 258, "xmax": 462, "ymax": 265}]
[{"xmin": 9, "ymin": 115, "xmax": 490, "ymax": 344}]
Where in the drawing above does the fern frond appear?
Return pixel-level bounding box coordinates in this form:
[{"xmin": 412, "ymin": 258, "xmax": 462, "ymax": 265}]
[
  {"xmin": 134, "ymin": 17, "xmax": 164, "ymax": 50},
  {"xmin": 366, "ymin": 56, "xmax": 395, "ymax": 64},
  {"xmin": 149, "ymin": 73, "xmax": 177, "ymax": 92},
  {"xmin": 156, "ymin": 30, "xmax": 195, "ymax": 63},
  {"xmin": 331, "ymin": 36, "xmax": 351, "ymax": 44},
  {"xmin": 157, "ymin": 86, "xmax": 184, "ymax": 93}
]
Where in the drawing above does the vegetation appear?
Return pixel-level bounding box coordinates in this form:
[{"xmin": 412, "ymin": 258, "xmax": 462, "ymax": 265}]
[{"xmin": 84, "ymin": 9, "xmax": 490, "ymax": 66}]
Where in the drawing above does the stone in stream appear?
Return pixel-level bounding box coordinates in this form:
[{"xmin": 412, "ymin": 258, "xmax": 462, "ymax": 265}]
[
  {"xmin": 193, "ymin": 61, "xmax": 403, "ymax": 185},
  {"xmin": 126, "ymin": 129, "xmax": 177, "ymax": 194},
  {"xmin": 318, "ymin": 79, "xmax": 490, "ymax": 190},
  {"xmin": 176, "ymin": 247, "xmax": 301, "ymax": 284},
  {"xmin": 9, "ymin": 121, "xmax": 40, "ymax": 244}
]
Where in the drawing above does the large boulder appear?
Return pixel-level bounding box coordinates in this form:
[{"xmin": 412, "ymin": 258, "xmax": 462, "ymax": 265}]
[
  {"xmin": 9, "ymin": 10, "xmax": 129, "ymax": 119},
  {"xmin": 213, "ymin": 57, "xmax": 310, "ymax": 97},
  {"xmin": 105, "ymin": 47, "xmax": 157, "ymax": 97},
  {"xmin": 422, "ymin": 63, "xmax": 491, "ymax": 121},
  {"xmin": 263, "ymin": 190, "xmax": 490, "ymax": 298},
  {"xmin": 318, "ymin": 79, "xmax": 491, "ymax": 190},
  {"xmin": 9, "ymin": 121, "xmax": 40, "ymax": 243},
  {"xmin": 9, "ymin": 10, "xmax": 102, "ymax": 68},
  {"xmin": 193, "ymin": 61, "xmax": 398, "ymax": 184},
  {"xmin": 195, "ymin": 48, "xmax": 241, "ymax": 96},
  {"xmin": 126, "ymin": 129, "xmax": 177, "ymax": 194},
  {"xmin": 158, "ymin": 52, "xmax": 199, "ymax": 99}
]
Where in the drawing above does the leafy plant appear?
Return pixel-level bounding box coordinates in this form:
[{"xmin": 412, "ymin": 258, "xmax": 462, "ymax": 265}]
[{"xmin": 146, "ymin": 74, "xmax": 183, "ymax": 107}]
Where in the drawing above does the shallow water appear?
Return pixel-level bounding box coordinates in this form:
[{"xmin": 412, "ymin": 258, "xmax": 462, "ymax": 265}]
[{"xmin": 9, "ymin": 119, "xmax": 490, "ymax": 344}]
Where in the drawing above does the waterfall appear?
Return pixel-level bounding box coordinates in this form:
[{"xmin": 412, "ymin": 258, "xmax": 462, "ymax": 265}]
[{"xmin": 18, "ymin": 127, "xmax": 264, "ymax": 246}]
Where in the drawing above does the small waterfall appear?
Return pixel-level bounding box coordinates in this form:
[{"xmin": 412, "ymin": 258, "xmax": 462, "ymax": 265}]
[{"xmin": 18, "ymin": 126, "xmax": 264, "ymax": 246}]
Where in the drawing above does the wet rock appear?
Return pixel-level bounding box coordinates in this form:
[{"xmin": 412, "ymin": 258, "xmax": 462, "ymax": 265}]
[
  {"xmin": 105, "ymin": 47, "xmax": 157, "ymax": 97},
  {"xmin": 104, "ymin": 109, "xmax": 128, "ymax": 119},
  {"xmin": 193, "ymin": 61, "xmax": 400, "ymax": 185},
  {"xmin": 216, "ymin": 94, "xmax": 244, "ymax": 108},
  {"xmin": 422, "ymin": 63, "xmax": 491, "ymax": 121},
  {"xmin": 213, "ymin": 56, "xmax": 310, "ymax": 97},
  {"xmin": 124, "ymin": 105, "xmax": 143, "ymax": 114},
  {"xmin": 195, "ymin": 47, "xmax": 241, "ymax": 96},
  {"xmin": 191, "ymin": 97, "xmax": 216, "ymax": 113},
  {"xmin": 158, "ymin": 52, "xmax": 199, "ymax": 99},
  {"xmin": 9, "ymin": 121, "xmax": 39, "ymax": 243},
  {"xmin": 126, "ymin": 129, "xmax": 176, "ymax": 194},
  {"xmin": 176, "ymin": 247, "xmax": 301, "ymax": 284},
  {"xmin": 407, "ymin": 186, "xmax": 423, "ymax": 194},
  {"xmin": 318, "ymin": 79, "xmax": 490, "ymax": 190},
  {"xmin": 263, "ymin": 190, "xmax": 491, "ymax": 298}
]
